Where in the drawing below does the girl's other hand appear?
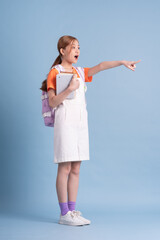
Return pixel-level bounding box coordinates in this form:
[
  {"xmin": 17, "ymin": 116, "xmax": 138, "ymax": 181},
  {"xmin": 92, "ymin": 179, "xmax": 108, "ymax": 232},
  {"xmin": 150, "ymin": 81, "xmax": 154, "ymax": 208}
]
[
  {"xmin": 122, "ymin": 59, "xmax": 141, "ymax": 71},
  {"xmin": 68, "ymin": 74, "xmax": 80, "ymax": 91}
]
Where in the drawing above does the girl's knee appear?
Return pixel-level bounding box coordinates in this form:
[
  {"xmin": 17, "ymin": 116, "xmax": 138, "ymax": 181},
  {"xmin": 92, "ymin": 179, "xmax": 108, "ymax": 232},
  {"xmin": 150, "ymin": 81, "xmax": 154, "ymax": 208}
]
[
  {"xmin": 70, "ymin": 161, "xmax": 81, "ymax": 175},
  {"xmin": 58, "ymin": 162, "xmax": 71, "ymax": 175}
]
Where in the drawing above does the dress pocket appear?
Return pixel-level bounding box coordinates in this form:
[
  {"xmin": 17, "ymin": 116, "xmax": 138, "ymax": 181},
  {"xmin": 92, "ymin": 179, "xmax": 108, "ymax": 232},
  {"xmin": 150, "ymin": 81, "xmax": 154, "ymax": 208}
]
[{"xmin": 65, "ymin": 107, "xmax": 81, "ymax": 124}]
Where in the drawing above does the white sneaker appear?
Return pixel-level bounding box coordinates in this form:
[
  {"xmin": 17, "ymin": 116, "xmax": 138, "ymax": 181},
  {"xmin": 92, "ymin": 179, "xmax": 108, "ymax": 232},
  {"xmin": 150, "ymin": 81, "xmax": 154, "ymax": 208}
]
[
  {"xmin": 71, "ymin": 210, "xmax": 91, "ymax": 225},
  {"xmin": 58, "ymin": 210, "xmax": 85, "ymax": 226}
]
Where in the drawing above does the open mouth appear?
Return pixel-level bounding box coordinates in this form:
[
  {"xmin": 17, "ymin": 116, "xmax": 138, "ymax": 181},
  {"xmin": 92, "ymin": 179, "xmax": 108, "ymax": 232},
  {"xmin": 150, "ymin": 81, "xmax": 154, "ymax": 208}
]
[{"xmin": 74, "ymin": 55, "xmax": 79, "ymax": 60}]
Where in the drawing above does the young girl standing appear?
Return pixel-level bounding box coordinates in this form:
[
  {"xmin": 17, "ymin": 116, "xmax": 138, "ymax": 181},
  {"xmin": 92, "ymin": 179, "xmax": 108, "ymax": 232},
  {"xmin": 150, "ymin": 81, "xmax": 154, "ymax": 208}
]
[{"xmin": 42, "ymin": 35, "xmax": 140, "ymax": 226}]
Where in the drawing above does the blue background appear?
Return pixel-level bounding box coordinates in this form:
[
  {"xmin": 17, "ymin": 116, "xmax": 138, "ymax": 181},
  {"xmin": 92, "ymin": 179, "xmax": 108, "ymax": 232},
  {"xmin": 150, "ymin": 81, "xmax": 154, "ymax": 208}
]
[{"xmin": 0, "ymin": 0, "xmax": 160, "ymax": 239}]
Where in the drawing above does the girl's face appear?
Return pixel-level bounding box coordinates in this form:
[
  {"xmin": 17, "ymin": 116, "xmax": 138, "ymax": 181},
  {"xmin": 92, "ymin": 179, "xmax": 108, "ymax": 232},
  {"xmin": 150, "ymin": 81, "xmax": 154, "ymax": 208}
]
[{"xmin": 61, "ymin": 40, "xmax": 80, "ymax": 64}]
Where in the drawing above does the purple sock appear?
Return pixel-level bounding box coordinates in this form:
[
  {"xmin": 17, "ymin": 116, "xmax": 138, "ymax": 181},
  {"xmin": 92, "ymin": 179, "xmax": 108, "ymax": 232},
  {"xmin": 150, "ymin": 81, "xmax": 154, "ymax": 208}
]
[
  {"xmin": 59, "ymin": 202, "xmax": 69, "ymax": 216},
  {"xmin": 68, "ymin": 201, "xmax": 76, "ymax": 211}
]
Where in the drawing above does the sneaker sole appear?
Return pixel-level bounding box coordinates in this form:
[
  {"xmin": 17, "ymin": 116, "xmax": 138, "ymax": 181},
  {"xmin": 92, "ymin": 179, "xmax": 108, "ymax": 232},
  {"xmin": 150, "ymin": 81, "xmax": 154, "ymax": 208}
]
[
  {"xmin": 83, "ymin": 222, "xmax": 91, "ymax": 225},
  {"xmin": 58, "ymin": 220, "xmax": 84, "ymax": 226},
  {"xmin": 77, "ymin": 217, "xmax": 91, "ymax": 225}
]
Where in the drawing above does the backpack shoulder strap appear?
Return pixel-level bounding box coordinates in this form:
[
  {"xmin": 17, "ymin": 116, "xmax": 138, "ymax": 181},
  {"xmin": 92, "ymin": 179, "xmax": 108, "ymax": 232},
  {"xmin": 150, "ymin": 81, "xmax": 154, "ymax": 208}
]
[
  {"xmin": 73, "ymin": 66, "xmax": 85, "ymax": 81},
  {"xmin": 73, "ymin": 66, "xmax": 87, "ymax": 93},
  {"xmin": 51, "ymin": 65, "xmax": 85, "ymax": 82},
  {"xmin": 51, "ymin": 64, "xmax": 65, "ymax": 73}
]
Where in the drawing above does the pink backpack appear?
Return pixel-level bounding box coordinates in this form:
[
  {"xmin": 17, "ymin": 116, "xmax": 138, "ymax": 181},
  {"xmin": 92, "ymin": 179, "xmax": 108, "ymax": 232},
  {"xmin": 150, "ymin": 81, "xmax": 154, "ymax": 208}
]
[{"xmin": 41, "ymin": 65, "xmax": 86, "ymax": 127}]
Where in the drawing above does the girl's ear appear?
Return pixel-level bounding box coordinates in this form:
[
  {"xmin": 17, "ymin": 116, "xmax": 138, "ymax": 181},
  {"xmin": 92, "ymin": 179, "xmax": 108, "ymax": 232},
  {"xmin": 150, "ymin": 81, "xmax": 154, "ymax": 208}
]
[{"xmin": 60, "ymin": 48, "xmax": 64, "ymax": 56}]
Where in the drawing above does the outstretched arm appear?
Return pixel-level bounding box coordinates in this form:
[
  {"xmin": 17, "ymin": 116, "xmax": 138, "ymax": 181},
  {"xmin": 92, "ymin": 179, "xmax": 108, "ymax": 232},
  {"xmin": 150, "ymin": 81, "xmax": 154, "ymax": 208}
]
[{"xmin": 88, "ymin": 60, "xmax": 141, "ymax": 77}]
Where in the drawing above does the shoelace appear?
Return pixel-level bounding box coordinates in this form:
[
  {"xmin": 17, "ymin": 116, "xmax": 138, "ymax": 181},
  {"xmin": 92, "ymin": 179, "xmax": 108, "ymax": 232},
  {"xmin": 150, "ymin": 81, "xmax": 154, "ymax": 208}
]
[
  {"xmin": 71, "ymin": 210, "xmax": 82, "ymax": 217},
  {"xmin": 70, "ymin": 211, "xmax": 78, "ymax": 218}
]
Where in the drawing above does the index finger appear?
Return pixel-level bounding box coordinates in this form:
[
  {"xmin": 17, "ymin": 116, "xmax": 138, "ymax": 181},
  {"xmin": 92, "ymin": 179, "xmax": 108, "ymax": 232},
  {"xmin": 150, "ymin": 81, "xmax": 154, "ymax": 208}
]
[{"xmin": 134, "ymin": 60, "xmax": 141, "ymax": 64}]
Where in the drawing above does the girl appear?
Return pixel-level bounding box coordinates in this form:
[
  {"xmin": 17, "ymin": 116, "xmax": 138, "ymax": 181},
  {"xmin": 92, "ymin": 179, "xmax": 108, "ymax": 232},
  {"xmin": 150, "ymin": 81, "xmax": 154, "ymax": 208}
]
[{"xmin": 41, "ymin": 35, "xmax": 140, "ymax": 226}]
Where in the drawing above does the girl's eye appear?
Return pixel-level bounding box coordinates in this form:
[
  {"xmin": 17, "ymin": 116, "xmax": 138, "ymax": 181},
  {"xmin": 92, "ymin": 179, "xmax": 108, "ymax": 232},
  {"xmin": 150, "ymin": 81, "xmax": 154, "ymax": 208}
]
[{"xmin": 72, "ymin": 46, "xmax": 80, "ymax": 49}]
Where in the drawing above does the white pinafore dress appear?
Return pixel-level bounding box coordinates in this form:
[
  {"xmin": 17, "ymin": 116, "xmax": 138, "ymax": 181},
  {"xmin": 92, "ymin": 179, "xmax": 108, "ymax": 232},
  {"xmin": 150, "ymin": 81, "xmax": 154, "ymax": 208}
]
[{"xmin": 53, "ymin": 65, "xmax": 90, "ymax": 164}]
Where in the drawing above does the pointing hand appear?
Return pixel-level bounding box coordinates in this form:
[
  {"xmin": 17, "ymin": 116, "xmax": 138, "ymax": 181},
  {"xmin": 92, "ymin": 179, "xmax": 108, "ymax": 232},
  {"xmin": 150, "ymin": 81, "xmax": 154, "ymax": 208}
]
[{"xmin": 122, "ymin": 59, "xmax": 141, "ymax": 71}]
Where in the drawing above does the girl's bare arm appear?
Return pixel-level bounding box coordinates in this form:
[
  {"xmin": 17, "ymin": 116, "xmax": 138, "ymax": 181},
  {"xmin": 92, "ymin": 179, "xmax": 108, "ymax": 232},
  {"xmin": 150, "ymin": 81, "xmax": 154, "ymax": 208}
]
[
  {"xmin": 88, "ymin": 60, "xmax": 141, "ymax": 77},
  {"xmin": 48, "ymin": 74, "xmax": 79, "ymax": 108},
  {"xmin": 48, "ymin": 88, "xmax": 73, "ymax": 108}
]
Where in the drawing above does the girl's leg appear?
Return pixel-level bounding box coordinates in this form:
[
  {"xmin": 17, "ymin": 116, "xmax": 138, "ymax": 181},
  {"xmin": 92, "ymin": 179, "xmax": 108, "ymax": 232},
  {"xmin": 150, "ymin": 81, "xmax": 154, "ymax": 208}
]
[
  {"xmin": 56, "ymin": 162, "xmax": 72, "ymax": 216},
  {"xmin": 56, "ymin": 162, "xmax": 71, "ymax": 202},
  {"xmin": 67, "ymin": 161, "xmax": 81, "ymax": 208},
  {"xmin": 66, "ymin": 161, "xmax": 91, "ymax": 225}
]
